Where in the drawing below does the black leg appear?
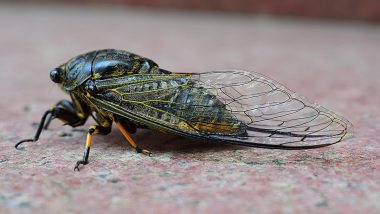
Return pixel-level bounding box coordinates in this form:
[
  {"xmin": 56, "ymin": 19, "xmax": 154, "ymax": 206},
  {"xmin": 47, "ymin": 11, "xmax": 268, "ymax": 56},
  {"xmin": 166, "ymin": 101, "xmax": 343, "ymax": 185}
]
[
  {"xmin": 44, "ymin": 100, "xmax": 73, "ymax": 130},
  {"xmin": 15, "ymin": 100, "xmax": 88, "ymax": 149},
  {"xmin": 15, "ymin": 110, "xmax": 53, "ymax": 149},
  {"xmin": 49, "ymin": 100, "xmax": 88, "ymax": 128}
]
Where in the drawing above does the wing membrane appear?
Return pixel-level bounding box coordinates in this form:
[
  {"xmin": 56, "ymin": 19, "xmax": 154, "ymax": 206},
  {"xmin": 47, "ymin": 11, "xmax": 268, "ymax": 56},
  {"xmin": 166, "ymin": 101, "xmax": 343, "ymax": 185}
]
[
  {"xmin": 190, "ymin": 70, "xmax": 352, "ymax": 148},
  {"xmin": 90, "ymin": 70, "xmax": 352, "ymax": 149}
]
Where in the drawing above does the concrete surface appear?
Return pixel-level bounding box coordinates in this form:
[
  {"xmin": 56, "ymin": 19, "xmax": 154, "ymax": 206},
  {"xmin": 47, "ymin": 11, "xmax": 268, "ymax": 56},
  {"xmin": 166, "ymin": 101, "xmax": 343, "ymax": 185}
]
[{"xmin": 0, "ymin": 3, "xmax": 379, "ymax": 214}]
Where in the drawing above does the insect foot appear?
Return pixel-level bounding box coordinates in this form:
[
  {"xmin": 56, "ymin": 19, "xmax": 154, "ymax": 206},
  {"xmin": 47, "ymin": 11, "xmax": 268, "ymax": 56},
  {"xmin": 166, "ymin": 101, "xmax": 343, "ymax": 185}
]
[
  {"xmin": 136, "ymin": 147, "xmax": 153, "ymax": 157},
  {"xmin": 74, "ymin": 160, "xmax": 89, "ymax": 171}
]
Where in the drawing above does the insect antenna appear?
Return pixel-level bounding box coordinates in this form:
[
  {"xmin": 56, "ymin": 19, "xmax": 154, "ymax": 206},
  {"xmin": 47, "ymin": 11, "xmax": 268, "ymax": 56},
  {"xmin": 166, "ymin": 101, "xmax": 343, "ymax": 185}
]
[{"xmin": 15, "ymin": 109, "xmax": 53, "ymax": 150}]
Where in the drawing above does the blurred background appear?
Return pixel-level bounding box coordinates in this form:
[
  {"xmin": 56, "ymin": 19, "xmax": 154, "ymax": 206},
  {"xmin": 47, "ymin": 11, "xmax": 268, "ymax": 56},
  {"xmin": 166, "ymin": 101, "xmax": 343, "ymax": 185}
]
[
  {"xmin": 9, "ymin": 0, "xmax": 380, "ymax": 21},
  {"xmin": 0, "ymin": 1, "xmax": 379, "ymax": 214},
  {"xmin": 1, "ymin": 0, "xmax": 379, "ymax": 110}
]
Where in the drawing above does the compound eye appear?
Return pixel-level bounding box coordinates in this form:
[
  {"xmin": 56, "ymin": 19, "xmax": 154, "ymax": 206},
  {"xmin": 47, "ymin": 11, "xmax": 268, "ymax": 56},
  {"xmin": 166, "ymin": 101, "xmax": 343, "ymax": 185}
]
[{"xmin": 50, "ymin": 68, "xmax": 62, "ymax": 83}]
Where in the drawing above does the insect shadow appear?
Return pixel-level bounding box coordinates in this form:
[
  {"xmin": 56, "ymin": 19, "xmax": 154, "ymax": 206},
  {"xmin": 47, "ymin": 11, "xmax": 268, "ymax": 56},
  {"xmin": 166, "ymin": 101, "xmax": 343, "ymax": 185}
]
[{"xmin": 105, "ymin": 129, "xmax": 244, "ymax": 154}]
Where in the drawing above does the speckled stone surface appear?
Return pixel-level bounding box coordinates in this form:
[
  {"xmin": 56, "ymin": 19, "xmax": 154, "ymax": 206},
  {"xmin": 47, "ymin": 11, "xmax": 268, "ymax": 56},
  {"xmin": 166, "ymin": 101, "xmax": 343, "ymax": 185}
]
[{"xmin": 0, "ymin": 3, "xmax": 379, "ymax": 214}]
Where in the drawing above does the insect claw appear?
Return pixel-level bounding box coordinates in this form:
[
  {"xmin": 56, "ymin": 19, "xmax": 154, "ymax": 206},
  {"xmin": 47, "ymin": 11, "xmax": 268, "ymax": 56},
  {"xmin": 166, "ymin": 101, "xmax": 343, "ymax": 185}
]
[
  {"xmin": 141, "ymin": 149, "xmax": 153, "ymax": 157},
  {"xmin": 74, "ymin": 160, "xmax": 88, "ymax": 171},
  {"xmin": 145, "ymin": 150, "xmax": 153, "ymax": 157},
  {"xmin": 135, "ymin": 147, "xmax": 152, "ymax": 156},
  {"xmin": 14, "ymin": 139, "xmax": 34, "ymax": 150}
]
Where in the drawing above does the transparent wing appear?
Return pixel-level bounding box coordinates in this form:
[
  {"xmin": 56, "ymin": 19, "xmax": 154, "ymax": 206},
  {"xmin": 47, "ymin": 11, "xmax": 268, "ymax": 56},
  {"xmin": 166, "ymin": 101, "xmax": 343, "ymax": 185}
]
[
  {"xmin": 189, "ymin": 70, "xmax": 352, "ymax": 148},
  {"xmin": 89, "ymin": 70, "xmax": 352, "ymax": 149}
]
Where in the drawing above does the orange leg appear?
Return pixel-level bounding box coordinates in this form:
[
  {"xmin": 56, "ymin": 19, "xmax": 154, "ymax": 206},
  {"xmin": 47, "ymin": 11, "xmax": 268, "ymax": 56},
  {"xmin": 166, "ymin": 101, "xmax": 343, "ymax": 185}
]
[
  {"xmin": 74, "ymin": 125, "xmax": 111, "ymax": 171},
  {"xmin": 115, "ymin": 121, "xmax": 152, "ymax": 156}
]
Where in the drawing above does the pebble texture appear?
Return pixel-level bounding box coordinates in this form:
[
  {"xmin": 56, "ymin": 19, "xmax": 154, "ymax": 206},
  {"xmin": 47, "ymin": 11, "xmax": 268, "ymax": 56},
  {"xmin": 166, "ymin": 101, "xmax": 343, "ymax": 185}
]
[{"xmin": 0, "ymin": 3, "xmax": 379, "ymax": 214}]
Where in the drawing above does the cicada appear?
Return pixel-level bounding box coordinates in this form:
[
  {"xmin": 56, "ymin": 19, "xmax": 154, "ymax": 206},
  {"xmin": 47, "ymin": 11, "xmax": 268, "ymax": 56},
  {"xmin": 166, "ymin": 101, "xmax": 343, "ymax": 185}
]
[{"xmin": 16, "ymin": 49, "xmax": 352, "ymax": 170}]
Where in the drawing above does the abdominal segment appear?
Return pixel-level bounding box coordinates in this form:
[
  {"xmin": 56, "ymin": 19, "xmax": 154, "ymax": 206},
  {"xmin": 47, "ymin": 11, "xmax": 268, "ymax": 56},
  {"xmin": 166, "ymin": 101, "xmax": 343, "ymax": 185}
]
[{"xmin": 94, "ymin": 75, "xmax": 246, "ymax": 136}]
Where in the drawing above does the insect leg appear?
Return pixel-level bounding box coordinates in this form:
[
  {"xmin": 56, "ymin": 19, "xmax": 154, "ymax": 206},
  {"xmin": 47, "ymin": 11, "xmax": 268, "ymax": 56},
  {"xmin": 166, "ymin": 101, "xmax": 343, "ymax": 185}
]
[
  {"xmin": 44, "ymin": 100, "xmax": 75, "ymax": 129},
  {"xmin": 74, "ymin": 125, "xmax": 111, "ymax": 171},
  {"xmin": 15, "ymin": 100, "xmax": 89, "ymax": 149},
  {"xmin": 113, "ymin": 115, "xmax": 152, "ymax": 156},
  {"xmin": 47, "ymin": 100, "xmax": 88, "ymax": 129},
  {"xmin": 113, "ymin": 116, "xmax": 137, "ymax": 134},
  {"xmin": 15, "ymin": 109, "xmax": 53, "ymax": 149}
]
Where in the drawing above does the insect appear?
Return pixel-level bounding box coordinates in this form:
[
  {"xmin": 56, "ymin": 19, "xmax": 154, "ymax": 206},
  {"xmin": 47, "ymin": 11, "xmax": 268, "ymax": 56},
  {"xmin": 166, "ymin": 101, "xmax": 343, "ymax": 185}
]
[{"xmin": 16, "ymin": 49, "xmax": 352, "ymax": 170}]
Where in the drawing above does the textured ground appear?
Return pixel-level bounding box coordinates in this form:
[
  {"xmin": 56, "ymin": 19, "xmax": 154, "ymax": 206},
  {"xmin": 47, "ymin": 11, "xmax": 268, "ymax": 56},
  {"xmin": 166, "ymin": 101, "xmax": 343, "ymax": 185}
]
[{"xmin": 0, "ymin": 3, "xmax": 379, "ymax": 214}]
